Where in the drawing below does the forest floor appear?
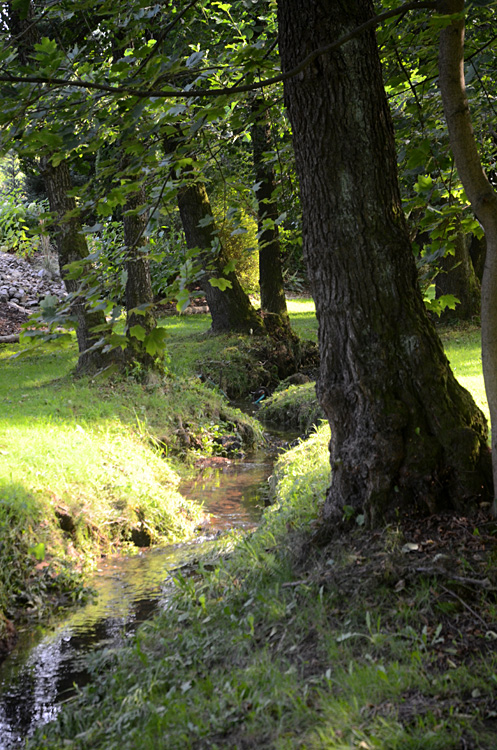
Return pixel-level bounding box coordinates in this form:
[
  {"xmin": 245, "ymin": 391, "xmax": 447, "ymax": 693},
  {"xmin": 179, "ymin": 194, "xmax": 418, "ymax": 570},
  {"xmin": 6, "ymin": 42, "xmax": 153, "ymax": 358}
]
[
  {"xmin": 3, "ymin": 304, "xmax": 496, "ymax": 748},
  {"xmin": 21, "ymin": 313, "xmax": 497, "ymax": 750}
]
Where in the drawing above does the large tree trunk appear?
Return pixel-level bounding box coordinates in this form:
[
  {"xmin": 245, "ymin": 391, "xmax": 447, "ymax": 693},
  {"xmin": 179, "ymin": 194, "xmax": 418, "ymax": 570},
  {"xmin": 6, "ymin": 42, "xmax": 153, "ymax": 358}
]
[
  {"xmin": 177, "ymin": 178, "xmax": 265, "ymax": 334},
  {"xmin": 122, "ymin": 181, "xmax": 159, "ymax": 371},
  {"xmin": 437, "ymin": 0, "xmax": 497, "ymax": 510},
  {"xmin": 251, "ymin": 97, "xmax": 291, "ymax": 332},
  {"xmin": 41, "ymin": 159, "xmax": 112, "ymax": 374},
  {"xmin": 277, "ymin": 0, "xmax": 492, "ymax": 530}
]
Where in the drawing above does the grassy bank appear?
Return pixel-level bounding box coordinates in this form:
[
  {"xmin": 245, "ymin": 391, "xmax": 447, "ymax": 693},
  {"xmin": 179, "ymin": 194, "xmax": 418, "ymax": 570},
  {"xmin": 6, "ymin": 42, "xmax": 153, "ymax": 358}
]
[
  {"xmin": 0, "ymin": 330, "xmax": 264, "ymax": 638},
  {"xmin": 30, "ymin": 418, "xmax": 497, "ymax": 749},
  {"xmin": 4, "ymin": 302, "xmax": 495, "ymax": 747},
  {"xmin": 27, "ymin": 314, "xmax": 497, "ymax": 750}
]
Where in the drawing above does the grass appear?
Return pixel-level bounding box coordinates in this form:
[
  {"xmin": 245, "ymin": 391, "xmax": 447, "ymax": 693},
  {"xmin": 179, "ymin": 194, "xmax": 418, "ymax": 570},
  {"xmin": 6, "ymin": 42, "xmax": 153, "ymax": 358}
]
[
  {"xmin": 29, "ymin": 417, "xmax": 497, "ymax": 750},
  {"xmin": 439, "ymin": 324, "xmax": 487, "ymax": 421},
  {"xmin": 4, "ymin": 300, "xmax": 497, "ymax": 748},
  {"xmin": 0, "ymin": 334, "xmax": 263, "ymax": 630}
]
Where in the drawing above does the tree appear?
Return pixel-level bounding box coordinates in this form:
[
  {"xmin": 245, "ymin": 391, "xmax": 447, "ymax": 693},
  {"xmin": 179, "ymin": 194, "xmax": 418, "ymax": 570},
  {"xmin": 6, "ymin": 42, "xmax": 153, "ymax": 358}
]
[
  {"xmin": 437, "ymin": 0, "xmax": 497, "ymax": 509},
  {"xmin": 251, "ymin": 96, "xmax": 291, "ymax": 332},
  {"xmin": 121, "ymin": 178, "xmax": 158, "ymax": 372},
  {"xmin": 1, "ymin": 0, "xmax": 494, "ymax": 524},
  {"xmin": 173, "ymin": 155, "xmax": 265, "ymax": 334},
  {"xmin": 277, "ymin": 0, "xmax": 492, "ymax": 529},
  {"xmin": 7, "ymin": 1, "xmax": 115, "ymax": 374},
  {"xmin": 41, "ymin": 158, "xmax": 117, "ymax": 374}
]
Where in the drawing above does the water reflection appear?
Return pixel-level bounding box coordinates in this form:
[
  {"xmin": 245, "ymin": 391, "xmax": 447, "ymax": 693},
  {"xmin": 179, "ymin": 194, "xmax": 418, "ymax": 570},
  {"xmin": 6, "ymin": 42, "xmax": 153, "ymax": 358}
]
[
  {"xmin": 0, "ymin": 457, "xmax": 271, "ymax": 748},
  {"xmin": 180, "ymin": 458, "xmax": 271, "ymax": 530}
]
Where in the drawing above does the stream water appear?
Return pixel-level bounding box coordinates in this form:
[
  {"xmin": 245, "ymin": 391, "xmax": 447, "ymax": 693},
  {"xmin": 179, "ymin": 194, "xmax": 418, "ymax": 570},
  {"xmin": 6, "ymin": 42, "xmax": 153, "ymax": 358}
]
[{"xmin": 0, "ymin": 450, "xmax": 275, "ymax": 748}]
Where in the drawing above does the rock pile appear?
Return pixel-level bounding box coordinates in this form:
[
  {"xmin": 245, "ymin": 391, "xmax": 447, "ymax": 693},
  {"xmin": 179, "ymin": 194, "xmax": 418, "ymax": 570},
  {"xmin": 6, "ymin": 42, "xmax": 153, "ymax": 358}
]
[{"xmin": 0, "ymin": 250, "xmax": 65, "ymax": 308}]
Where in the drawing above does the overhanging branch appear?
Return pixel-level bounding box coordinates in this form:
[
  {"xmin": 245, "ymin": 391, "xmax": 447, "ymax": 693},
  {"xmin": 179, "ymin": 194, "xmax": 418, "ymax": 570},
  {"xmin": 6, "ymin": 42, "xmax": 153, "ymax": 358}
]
[{"xmin": 0, "ymin": 0, "xmax": 436, "ymax": 101}]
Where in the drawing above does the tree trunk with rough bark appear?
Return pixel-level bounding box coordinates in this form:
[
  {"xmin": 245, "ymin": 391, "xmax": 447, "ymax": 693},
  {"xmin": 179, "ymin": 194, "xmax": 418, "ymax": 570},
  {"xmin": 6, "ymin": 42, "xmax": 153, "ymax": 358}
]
[
  {"xmin": 437, "ymin": 0, "xmax": 497, "ymax": 510},
  {"xmin": 277, "ymin": 0, "xmax": 492, "ymax": 530},
  {"xmin": 436, "ymin": 220, "xmax": 480, "ymax": 320},
  {"xmin": 122, "ymin": 181, "xmax": 158, "ymax": 371},
  {"xmin": 177, "ymin": 178, "xmax": 265, "ymax": 334},
  {"xmin": 251, "ymin": 98, "xmax": 291, "ymax": 332},
  {"xmin": 41, "ymin": 159, "xmax": 112, "ymax": 374}
]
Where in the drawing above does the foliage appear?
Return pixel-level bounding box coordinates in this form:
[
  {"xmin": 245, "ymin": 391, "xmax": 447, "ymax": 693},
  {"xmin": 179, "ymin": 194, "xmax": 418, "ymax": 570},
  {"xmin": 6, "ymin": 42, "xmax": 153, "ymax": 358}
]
[
  {"xmin": 213, "ymin": 199, "xmax": 260, "ymax": 295},
  {"xmin": 0, "ymin": 193, "xmax": 47, "ymax": 256}
]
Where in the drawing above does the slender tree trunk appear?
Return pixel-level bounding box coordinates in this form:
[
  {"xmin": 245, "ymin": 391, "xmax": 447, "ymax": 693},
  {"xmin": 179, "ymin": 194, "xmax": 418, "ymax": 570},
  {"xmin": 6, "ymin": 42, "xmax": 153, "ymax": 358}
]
[
  {"xmin": 41, "ymin": 158, "xmax": 111, "ymax": 374},
  {"xmin": 277, "ymin": 0, "xmax": 491, "ymax": 530},
  {"xmin": 437, "ymin": 0, "xmax": 497, "ymax": 509},
  {"xmin": 122, "ymin": 182, "xmax": 158, "ymax": 370},
  {"xmin": 176, "ymin": 177, "xmax": 265, "ymax": 334},
  {"xmin": 163, "ymin": 134, "xmax": 264, "ymax": 334},
  {"xmin": 251, "ymin": 98, "xmax": 290, "ymax": 332}
]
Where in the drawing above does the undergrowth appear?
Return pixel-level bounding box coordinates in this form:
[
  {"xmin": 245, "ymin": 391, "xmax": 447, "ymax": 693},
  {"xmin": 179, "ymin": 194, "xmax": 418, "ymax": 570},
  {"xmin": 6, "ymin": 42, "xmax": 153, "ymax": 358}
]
[{"xmin": 4, "ymin": 304, "xmax": 495, "ymax": 748}]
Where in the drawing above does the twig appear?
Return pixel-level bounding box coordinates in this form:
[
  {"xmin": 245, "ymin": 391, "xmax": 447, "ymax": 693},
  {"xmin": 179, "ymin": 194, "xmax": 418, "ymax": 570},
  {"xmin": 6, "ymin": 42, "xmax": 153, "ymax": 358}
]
[
  {"xmin": 440, "ymin": 585, "xmax": 489, "ymax": 628},
  {"xmin": 415, "ymin": 568, "xmax": 492, "ymax": 588}
]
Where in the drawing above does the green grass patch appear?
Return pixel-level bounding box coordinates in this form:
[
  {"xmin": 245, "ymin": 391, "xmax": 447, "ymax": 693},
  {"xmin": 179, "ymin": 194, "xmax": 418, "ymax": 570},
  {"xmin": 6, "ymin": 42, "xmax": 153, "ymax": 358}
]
[
  {"xmin": 439, "ymin": 324, "xmax": 487, "ymax": 421},
  {"xmin": 0, "ymin": 335, "xmax": 263, "ymax": 628},
  {"xmin": 286, "ymin": 297, "xmax": 318, "ymax": 341}
]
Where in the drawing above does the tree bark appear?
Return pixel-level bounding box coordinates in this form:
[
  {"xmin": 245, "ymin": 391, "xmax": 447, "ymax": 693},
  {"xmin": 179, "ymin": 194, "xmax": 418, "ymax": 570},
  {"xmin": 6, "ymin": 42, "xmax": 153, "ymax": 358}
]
[
  {"xmin": 176, "ymin": 176, "xmax": 265, "ymax": 334},
  {"xmin": 435, "ymin": 220, "xmax": 480, "ymax": 320},
  {"xmin": 122, "ymin": 180, "xmax": 158, "ymax": 371},
  {"xmin": 437, "ymin": 0, "xmax": 497, "ymax": 508},
  {"xmin": 41, "ymin": 158, "xmax": 111, "ymax": 374},
  {"xmin": 277, "ymin": 0, "xmax": 492, "ymax": 530},
  {"xmin": 251, "ymin": 98, "xmax": 290, "ymax": 331}
]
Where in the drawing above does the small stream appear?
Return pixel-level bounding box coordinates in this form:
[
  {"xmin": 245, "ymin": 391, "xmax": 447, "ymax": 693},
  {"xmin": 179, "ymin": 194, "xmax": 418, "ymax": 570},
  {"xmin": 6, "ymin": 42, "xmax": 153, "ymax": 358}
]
[{"xmin": 0, "ymin": 448, "xmax": 277, "ymax": 748}]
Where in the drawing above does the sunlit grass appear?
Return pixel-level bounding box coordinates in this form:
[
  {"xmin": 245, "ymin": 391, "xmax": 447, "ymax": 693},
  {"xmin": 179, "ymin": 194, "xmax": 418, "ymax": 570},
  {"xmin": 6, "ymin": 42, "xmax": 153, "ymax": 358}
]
[{"xmin": 440, "ymin": 324, "xmax": 487, "ymax": 420}]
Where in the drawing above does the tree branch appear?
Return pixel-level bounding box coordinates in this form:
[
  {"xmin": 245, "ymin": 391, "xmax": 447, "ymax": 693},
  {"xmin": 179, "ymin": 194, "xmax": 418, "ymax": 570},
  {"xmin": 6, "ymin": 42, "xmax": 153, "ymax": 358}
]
[{"xmin": 0, "ymin": 0, "xmax": 436, "ymax": 101}]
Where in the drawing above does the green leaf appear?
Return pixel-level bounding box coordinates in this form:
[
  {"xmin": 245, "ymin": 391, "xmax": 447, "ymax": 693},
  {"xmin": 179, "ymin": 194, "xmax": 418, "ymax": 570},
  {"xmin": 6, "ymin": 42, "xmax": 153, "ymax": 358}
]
[
  {"xmin": 144, "ymin": 327, "xmax": 168, "ymax": 356},
  {"xmin": 38, "ymin": 130, "xmax": 64, "ymax": 150},
  {"xmin": 28, "ymin": 542, "xmax": 46, "ymax": 561},
  {"xmin": 129, "ymin": 324, "xmax": 147, "ymax": 341},
  {"xmin": 176, "ymin": 289, "xmax": 190, "ymax": 312},
  {"xmin": 209, "ymin": 277, "xmax": 233, "ymax": 291}
]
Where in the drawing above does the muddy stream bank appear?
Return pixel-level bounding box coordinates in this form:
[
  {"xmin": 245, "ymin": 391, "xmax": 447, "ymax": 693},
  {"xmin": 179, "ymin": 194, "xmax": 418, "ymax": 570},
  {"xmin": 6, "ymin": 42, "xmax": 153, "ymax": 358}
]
[{"xmin": 0, "ymin": 440, "xmax": 287, "ymax": 748}]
